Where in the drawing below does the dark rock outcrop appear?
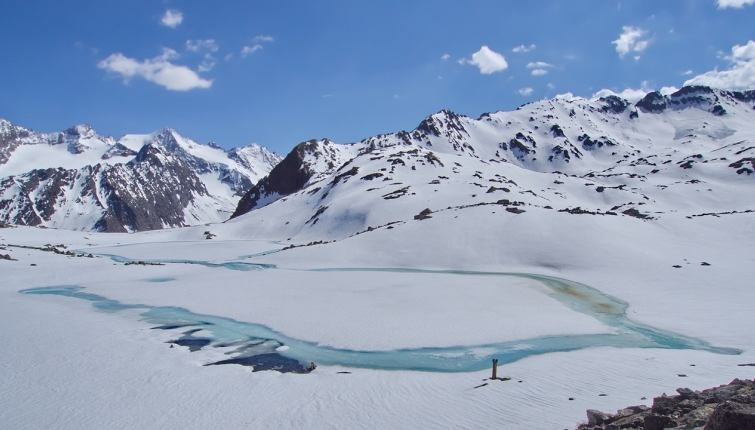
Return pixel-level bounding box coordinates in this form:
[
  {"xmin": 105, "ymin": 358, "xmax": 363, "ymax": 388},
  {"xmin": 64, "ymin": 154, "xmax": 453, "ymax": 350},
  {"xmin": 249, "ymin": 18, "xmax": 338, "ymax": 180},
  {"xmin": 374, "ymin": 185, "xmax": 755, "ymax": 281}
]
[
  {"xmin": 232, "ymin": 140, "xmax": 326, "ymax": 218},
  {"xmin": 598, "ymin": 96, "xmax": 630, "ymax": 115},
  {"xmin": 636, "ymin": 91, "xmax": 667, "ymax": 113},
  {"xmin": 577, "ymin": 379, "xmax": 755, "ymax": 430}
]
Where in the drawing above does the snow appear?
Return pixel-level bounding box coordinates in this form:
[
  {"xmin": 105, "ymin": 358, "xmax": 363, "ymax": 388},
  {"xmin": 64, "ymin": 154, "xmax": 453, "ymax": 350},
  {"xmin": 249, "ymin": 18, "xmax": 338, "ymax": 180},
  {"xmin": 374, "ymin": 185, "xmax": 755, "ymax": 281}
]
[
  {"xmin": 1, "ymin": 87, "xmax": 754, "ymax": 428},
  {"xmin": 2, "ymin": 195, "xmax": 754, "ymax": 428},
  {"xmin": 0, "ymin": 121, "xmax": 282, "ymax": 229},
  {"xmin": 0, "ymin": 135, "xmax": 127, "ymax": 178}
]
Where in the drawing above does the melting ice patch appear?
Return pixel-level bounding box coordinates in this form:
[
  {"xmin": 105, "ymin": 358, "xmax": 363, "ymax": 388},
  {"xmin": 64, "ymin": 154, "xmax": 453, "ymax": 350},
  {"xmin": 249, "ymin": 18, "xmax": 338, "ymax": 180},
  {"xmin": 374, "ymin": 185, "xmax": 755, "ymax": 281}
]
[{"xmin": 20, "ymin": 265, "xmax": 741, "ymax": 373}]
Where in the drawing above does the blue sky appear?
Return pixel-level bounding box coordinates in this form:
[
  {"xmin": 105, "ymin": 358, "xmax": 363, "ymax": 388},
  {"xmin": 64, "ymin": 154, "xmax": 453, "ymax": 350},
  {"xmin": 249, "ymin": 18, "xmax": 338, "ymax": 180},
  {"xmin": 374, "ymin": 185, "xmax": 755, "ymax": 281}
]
[{"xmin": 1, "ymin": 0, "xmax": 754, "ymax": 154}]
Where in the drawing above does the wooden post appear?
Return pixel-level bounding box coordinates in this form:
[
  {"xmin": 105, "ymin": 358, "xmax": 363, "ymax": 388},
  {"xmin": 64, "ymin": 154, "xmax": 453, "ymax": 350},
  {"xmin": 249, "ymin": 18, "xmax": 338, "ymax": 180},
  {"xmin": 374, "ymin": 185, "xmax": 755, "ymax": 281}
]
[{"xmin": 492, "ymin": 358, "xmax": 498, "ymax": 380}]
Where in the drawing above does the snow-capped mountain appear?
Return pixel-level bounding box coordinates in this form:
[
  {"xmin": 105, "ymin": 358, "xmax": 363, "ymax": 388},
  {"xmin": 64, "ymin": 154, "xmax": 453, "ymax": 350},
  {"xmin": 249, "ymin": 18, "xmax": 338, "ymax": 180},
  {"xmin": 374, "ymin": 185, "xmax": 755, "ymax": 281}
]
[
  {"xmin": 0, "ymin": 121, "xmax": 281, "ymax": 232},
  {"xmin": 229, "ymin": 85, "xmax": 754, "ymax": 241}
]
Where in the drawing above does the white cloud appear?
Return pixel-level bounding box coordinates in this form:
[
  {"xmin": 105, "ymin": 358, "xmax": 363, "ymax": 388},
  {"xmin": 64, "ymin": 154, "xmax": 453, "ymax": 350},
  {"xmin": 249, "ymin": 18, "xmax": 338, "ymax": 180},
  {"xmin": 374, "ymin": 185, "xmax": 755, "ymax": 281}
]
[
  {"xmin": 547, "ymin": 83, "xmax": 556, "ymax": 89},
  {"xmin": 531, "ymin": 69, "xmax": 548, "ymax": 76},
  {"xmin": 186, "ymin": 39, "xmax": 219, "ymax": 53},
  {"xmin": 461, "ymin": 46, "xmax": 508, "ymax": 74},
  {"xmin": 253, "ymin": 35, "xmax": 274, "ymax": 43},
  {"xmin": 660, "ymin": 86, "xmax": 679, "ymax": 96},
  {"xmin": 198, "ymin": 54, "xmax": 216, "ymax": 72},
  {"xmin": 682, "ymin": 70, "xmax": 693, "ymax": 75},
  {"xmin": 97, "ymin": 48, "xmax": 212, "ymax": 91},
  {"xmin": 224, "ymin": 53, "xmax": 234, "ymax": 61},
  {"xmin": 198, "ymin": 62, "xmax": 215, "ymax": 73},
  {"xmin": 555, "ymin": 92, "xmax": 580, "ymax": 101},
  {"xmin": 441, "ymin": 54, "xmax": 450, "ymax": 60},
  {"xmin": 612, "ymin": 26, "xmax": 652, "ymax": 59},
  {"xmin": 684, "ymin": 40, "xmax": 755, "ymax": 90},
  {"xmin": 512, "ymin": 44, "xmax": 536, "ymax": 53},
  {"xmin": 591, "ymin": 81, "xmax": 652, "ymax": 103},
  {"xmin": 592, "ymin": 88, "xmax": 647, "ymax": 103},
  {"xmin": 590, "ymin": 82, "xmax": 678, "ymax": 102},
  {"xmin": 717, "ymin": 0, "xmax": 755, "ymax": 8},
  {"xmin": 518, "ymin": 87, "xmax": 533, "ymax": 96},
  {"xmin": 160, "ymin": 10, "xmax": 183, "ymax": 28},
  {"xmin": 527, "ymin": 61, "xmax": 553, "ymax": 69},
  {"xmin": 241, "ymin": 45, "xmax": 263, "ymax": 58}
]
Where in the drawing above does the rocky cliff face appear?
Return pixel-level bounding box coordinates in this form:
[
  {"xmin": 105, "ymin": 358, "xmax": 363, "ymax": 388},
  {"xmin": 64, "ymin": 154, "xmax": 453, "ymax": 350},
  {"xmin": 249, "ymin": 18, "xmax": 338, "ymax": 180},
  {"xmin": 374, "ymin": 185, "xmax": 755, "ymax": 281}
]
[{"xmin": 231, "ymin": 138, "xmax": 356, "ymax": 217}]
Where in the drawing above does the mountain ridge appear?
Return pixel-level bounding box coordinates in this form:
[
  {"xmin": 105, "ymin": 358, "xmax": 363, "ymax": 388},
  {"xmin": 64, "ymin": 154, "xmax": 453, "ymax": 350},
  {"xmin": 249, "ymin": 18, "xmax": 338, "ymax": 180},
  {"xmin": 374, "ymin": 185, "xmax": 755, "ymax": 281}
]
[
  {"xmin": 0, "ymin": 121, "xmax": 281, "ymax": 232},
  {"xmin": 2, "ymin": 85, "xmax": 752, "ymax": 234},
  {"xmin": 226, "ymin": 85, "xmax": 754, "ymax": 243}
]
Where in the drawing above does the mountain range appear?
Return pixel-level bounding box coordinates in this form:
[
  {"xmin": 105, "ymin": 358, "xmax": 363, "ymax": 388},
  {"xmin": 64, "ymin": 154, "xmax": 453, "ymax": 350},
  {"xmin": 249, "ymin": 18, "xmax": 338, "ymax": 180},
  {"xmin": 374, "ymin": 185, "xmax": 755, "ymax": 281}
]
[
  {"xmin": 227, "ymin": 85, "xmax": 754, "ymax": 242},
  {"xmin": 1, "ymin": 85, "xmax": 753, "ymax": 235},
  {"xmin": 0, "ymin": 121, "xmax": 280, "ymax": 232}
]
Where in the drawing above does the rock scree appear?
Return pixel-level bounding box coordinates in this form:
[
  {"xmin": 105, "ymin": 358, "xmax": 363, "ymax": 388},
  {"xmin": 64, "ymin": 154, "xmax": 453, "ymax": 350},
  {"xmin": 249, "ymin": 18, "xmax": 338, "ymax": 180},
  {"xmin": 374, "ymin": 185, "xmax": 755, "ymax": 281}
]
[{"xmin": 576, "ymin": 378, "xmax": 755, "ymax": 430}]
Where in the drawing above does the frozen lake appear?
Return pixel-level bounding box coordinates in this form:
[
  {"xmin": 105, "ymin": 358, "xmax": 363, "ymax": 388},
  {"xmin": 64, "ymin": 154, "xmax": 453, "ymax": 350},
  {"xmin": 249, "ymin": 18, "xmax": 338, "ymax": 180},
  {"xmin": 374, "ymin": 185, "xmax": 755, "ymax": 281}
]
[{"xmin": 21, "ymin": 249, "xmax": 740, "ymax": 373}]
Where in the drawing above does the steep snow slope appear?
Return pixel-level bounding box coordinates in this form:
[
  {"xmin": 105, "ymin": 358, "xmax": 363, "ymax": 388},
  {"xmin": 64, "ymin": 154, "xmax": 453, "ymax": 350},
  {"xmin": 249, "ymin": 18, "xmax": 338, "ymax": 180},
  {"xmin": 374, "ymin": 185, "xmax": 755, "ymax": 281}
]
[
  {"xmin": 0, "ymin": 120, "xmax": 281, "ymax": 231},
  {"xmin": 230, "ymin": 86, "xmax": 754, "ymax": 242}
]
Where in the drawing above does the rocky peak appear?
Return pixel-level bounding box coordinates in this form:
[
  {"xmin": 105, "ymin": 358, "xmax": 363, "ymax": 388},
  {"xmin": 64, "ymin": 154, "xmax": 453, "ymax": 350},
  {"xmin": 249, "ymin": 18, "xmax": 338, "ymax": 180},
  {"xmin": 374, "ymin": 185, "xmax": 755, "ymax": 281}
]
[
  {"xmin": 230, "ymin": 140, "xmax": 319, "ymax": 218},
  {"xmin": 667, "ymin": 85, "xmax": 719, "ymax": 109},
  {"xmin": 64, "ymin": 123, "xmax": 95, "ymax": 139},
  {"xmin": 415, "ymin": 109, "xmax": 469, "ymax": 138},
  {"xmin": 598, "ymin": 95, "xmax": 630, "ymax": 114},
  {"xmin": 634, "ymin": 86, "xmax": 749, "ymax": 116},
  {"xmin": 0, "ymin": 119, "xmax": 13, "ymax": 135},
  {"xmin": 152, "ymin": 128, "xmax": 182, "ymax": 152},
  {"xmin": 635, "ymin": 91, "xmax": 667, "ymax": 113},
  {"xmin": 228, "ymin": 143, "xmax": 281, "ymax": 168}
]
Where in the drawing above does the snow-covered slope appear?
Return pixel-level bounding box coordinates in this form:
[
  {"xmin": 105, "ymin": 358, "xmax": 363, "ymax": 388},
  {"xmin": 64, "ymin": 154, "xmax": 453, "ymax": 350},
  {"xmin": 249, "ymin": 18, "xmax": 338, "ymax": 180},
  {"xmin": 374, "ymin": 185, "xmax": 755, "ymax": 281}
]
[
  {"xmin": 230, "ymin": 86, "xmax": 755, "ymax": 241},
  {"xmin": 0, "ymin": 121, "xmax": 281, "ymax": 231},
  {"xmin": 2, "ymin": 86, "xmax": 755, "ymax": 430}
]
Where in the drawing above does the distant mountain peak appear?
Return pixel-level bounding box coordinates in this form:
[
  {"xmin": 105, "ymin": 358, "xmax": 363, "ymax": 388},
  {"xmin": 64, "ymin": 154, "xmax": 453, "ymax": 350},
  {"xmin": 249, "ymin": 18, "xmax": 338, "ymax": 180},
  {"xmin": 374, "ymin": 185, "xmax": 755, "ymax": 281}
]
[{"xmin": 0, "ymin": 119, "xmax": 282, "ymax": 231}]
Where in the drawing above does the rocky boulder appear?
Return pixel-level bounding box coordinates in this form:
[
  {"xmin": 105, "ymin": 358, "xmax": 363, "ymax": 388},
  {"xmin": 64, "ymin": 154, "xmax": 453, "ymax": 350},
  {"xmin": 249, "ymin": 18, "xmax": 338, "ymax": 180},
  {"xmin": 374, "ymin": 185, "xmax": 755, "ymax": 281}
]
[{"xmin": 577, "ymin": 379, "xmax": 755, "ymax": 430}]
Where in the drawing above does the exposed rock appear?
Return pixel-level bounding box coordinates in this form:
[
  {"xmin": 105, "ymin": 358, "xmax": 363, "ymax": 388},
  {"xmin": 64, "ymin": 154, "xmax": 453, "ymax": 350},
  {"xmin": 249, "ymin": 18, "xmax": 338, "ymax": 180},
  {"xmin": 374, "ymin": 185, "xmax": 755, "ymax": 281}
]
[
  {"xmin": 605, "ymin": 409, "xmax": 649, "ymax": 429},
  {"xmin": 125, "ymin": 260, "xmax": 165, "ymax": 266},
  {"xmin": 705, "ymin": 401, "xmax": 755, "ymax": 430},
  {"xmin": 1, "ymin": 120, "xmax": 281, "ymax": 231},
  {"xmin": 232, "ymin": 139, "xmax": 346, "ymax": 218},
  {"xmin": 586, "ymin": 409, "xmax": 612, "ymax": 426},
  {"xmin": 577, "ymin": 379, "xmax": 755, "ymax": 430},
  {"xmin": 643, "ymin": 413, "xmax": 677, "ymax": 430},
  {"xmin": 101, "ymin": 142, "xmax": 137, "ymax": 160},
  {"xmin": 636, "ymin": 91, "xmax": 667, "ymax": 113},
  {"xmin": 598, "ymin": 96, "xmax": 630, "ymax": 115},
  {"xmin": 414, "ymin": 208, "xmax": 433, "ymax": 220},
  {"xmin": 687, "ymin": 404, "xmax": 717, "ymax": 428},
  {"xmin": 622, "ymin": 208, "xmax": 651, "ymax": 220}
]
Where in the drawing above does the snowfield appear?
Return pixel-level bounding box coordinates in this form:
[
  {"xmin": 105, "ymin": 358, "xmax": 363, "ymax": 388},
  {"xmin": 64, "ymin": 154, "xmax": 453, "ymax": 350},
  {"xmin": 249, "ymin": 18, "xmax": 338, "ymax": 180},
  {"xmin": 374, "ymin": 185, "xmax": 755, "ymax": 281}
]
[
  {"xmin": 1, "ymin": 206, "xmax": 753, "ymax": 429},
  {"xmin": 1, "ymin": 87, "xmax": 754, "ymax": 429}
]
